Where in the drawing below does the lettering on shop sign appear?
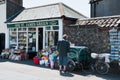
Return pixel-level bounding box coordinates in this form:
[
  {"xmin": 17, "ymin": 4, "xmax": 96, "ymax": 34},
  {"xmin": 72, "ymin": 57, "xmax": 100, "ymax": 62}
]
[{"xmin": 7, "ymin": 20, "xmax": 59, "ymax": 28}]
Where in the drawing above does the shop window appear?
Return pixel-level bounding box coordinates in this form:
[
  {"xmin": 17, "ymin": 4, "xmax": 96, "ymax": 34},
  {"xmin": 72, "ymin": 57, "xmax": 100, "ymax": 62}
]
[
  {"xmin": 9, "ymin": 28, "xmax": 36, "ymax": 51},
  {"xmin": 28, "ymin": 28, "xmax": 36, "ymax": 51},
  {"xmin": 45, "ymin": 31, "xmax": 58, "ymax": 47},
  {"xmin": 28, "ymin": 32, "xmax": 36, "ymax": 51},
  {"xmin": 46, "ymin": 26, "xmax": 51, "ymax": 30},
  {"xmin": 10, "ymin": 28, "xmax": 16, "ymax": 31},
  {"xmin": 17, "ymin": 28, "xmax": 27, "ymax": 50},
  {"xmin": 18, "ymin": 28, "xmax": 27, "ymax": 31},
  {"xmin": 18, "ymin": 32, "xmax": 27, "ymax": 50},
  {"xmin": 28, "ymin": 28, "xmax": 36, "ymax": 31},
  {"xmin": 9, "ymin": 29, "xmax": 17, "ymax": 49},
  {"xmin": 53, "ymin": 26, "xmax": 59, "ymax": 30},
  {"xmin": 46, "ymin": 26, "xmax": 59, "ymax": 30},
  {"xmin": 18, "ymin": 28, "xmax": 22, "ymax": 31}
]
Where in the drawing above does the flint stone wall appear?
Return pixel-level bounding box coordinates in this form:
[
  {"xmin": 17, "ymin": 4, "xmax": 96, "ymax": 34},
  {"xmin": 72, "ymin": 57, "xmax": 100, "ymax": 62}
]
[{"xmin": 64, "ymin": 25, "xmax": 110, "ymax": 53}]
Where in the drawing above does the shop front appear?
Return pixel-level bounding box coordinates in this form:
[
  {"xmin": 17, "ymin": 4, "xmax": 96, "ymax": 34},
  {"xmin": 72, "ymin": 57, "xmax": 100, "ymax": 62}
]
[
  {"xmin": 6, "ymin": 2, "xmax": 86, "ymax": 53},
  {"xmin": 7, "ymin": 19, "xmax": 62, "ymax": 52}
]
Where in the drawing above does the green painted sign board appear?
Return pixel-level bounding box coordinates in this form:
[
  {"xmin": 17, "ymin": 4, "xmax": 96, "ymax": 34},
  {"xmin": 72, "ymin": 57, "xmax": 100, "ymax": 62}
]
[{"xmin": 7, "ymin": 20, "xmax": 59, "ymax": 28}]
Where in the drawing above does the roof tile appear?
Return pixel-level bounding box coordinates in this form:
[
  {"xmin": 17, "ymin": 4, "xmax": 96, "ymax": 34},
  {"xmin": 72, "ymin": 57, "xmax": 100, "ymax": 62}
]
[{"xmin": 75, "ymin": 15, "xmax": 120, "ymax": 28}]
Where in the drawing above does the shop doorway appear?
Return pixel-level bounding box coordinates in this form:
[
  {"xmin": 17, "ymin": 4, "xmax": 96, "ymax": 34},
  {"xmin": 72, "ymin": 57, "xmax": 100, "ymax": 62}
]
[
  {"xmin": 0, "ymin": 33, "xmax": 5, "ymax": 53},
  {"xmin": 38, "ymin": 28, "xmax": 43, "ymax": 50}
]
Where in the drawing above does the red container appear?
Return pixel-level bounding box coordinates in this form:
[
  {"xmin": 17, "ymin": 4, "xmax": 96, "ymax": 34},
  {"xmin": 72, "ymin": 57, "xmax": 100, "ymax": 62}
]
[{"xmin": 33, "ymin": 57, "xmax": 40, "ymax": 65}]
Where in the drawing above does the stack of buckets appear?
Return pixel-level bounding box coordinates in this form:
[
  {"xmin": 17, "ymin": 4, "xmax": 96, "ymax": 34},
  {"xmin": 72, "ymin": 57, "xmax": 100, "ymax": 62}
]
[{"xmin": 33, "ymin": 56, "xmax": 49, "ymax": 66}]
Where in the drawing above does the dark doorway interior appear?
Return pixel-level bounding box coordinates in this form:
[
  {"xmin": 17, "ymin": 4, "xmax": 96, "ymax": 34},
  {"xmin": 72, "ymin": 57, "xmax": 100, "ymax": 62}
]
[
  {"xmin": 38, "ymin": 28, "xmax": 43, "ymax": 50},
  {"xmin": 54, "ymin": 31, "xmax": 58, "ymax": 46},
  {"xmin": 0, "ymin": 33, "xmax": 5, "ymax": 54}
]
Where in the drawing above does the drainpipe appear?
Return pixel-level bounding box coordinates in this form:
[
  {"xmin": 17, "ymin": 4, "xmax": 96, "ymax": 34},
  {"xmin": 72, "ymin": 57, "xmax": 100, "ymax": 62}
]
[
  {"xmin": 93, "ymin": 2, "xmax": 96, "ymax": 17},
  {"xmin": 90, "ymin": 0, "xmax": 96, "ymax": 17}
]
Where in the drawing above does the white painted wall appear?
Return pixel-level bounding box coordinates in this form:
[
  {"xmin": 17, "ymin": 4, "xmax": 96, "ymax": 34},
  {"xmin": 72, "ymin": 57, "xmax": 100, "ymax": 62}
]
[
  {"xmin": 0, "ymin": 3, "xmax": 9, "ymax": 48},
  {"xmin": 58, "ymin": 19, "xmax": 63, "ymax": 40},
  {"xmin": 0, "ymin": 4, "xmax": 6, "ymax": 33}
]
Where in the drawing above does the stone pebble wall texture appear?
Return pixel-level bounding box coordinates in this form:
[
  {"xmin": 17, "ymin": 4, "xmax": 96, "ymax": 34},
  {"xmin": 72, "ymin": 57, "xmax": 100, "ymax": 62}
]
[{"xmin": 64, "ymin": 25, "xmax": 110, "ymax": 53}]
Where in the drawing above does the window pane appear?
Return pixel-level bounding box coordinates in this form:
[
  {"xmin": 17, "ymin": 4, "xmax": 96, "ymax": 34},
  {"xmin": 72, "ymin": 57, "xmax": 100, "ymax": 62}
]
[
  {"xmin": 53, "ymin": 26, "xmax": 59, "ymax": 30},
  {"xmin": 28, "ymin": 32, "xmax": 36, "ymax": 51},
  {"xmin": 9, "ymin": 30, "xmax": 17, "ymax": 49},
  {"xmin": 46, "ymin": 26, "xmax": 51, "ymax": 30}
]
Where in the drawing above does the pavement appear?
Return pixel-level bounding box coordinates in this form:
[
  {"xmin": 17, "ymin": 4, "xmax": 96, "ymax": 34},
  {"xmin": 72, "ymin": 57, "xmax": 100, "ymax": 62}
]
[{"xmin": 0, "ymin": 59, "xmax": 120, "ymax": 80}]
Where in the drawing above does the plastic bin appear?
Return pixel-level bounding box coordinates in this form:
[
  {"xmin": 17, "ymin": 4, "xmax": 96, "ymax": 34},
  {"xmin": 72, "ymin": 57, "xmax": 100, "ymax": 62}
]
[{"xmin": 33, "ymin": 57, "xmax": 40, "ymax": 65}]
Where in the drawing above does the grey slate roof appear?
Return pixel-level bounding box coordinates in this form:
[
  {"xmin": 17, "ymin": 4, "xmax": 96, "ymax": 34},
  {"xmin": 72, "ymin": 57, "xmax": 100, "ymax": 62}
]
[
  {"xmin": 12, "ymin": 2, "xmax": 86, "ymax": 22},
  {"xmin": 74, "ymin": 15, "xmax": 120, "ymax": 28}
]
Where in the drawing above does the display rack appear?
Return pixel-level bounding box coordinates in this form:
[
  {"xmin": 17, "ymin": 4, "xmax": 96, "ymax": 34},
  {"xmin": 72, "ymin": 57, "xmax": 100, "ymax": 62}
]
[
  {"xmin": 18, "ymin": 28, "xmax": 27, "ymax": 50},
  {"xmin": 109, "ymin": 28, "xmax": 119, "ymax": 60}
]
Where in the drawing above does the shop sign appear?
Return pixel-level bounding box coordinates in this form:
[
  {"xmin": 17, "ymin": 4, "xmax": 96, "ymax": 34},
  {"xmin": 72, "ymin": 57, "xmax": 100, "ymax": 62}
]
[{"xmin": 7, "ymin": 20, "xmax": 59, "ymax": 28}]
